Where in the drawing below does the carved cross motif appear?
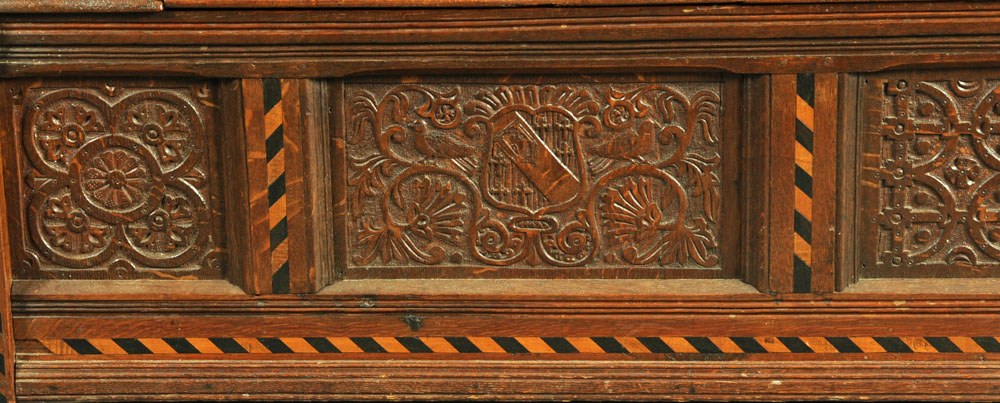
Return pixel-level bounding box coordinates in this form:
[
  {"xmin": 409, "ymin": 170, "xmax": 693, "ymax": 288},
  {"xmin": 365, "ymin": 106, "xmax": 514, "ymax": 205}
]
[{"xmin": 862, "ymin": 76, "xmax": 1000, "ymax": 275}]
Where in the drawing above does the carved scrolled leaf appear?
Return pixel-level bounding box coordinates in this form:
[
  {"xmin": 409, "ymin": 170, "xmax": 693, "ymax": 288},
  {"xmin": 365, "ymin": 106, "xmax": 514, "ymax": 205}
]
[
  {"xmin": 14, "ymin": 81, "xmax": 226, "ymax": 279},
  {"xmin": 345, "ymin": 78, "xmax": 724, "ymax": 276}
]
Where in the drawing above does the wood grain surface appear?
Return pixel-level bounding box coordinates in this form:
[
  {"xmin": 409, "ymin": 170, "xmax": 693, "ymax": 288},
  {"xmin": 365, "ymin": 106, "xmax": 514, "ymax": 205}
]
[
  {"xmin": 2, "ymin": 1, "xmax": 1000, "ymax": 401},
  {"xmin": 0, "ymin": 0, "xmax": 161, "ymax": 13},
  {"xmin": 163, "ymin": 0, "xmax": 950, "ymax": 8},
  {"xmin": 5, "ymin": 3, "xmax": 1000, "ymax": 77},
  {"xmin": 0, "ymin": 89, "xmax": 16, "ymax": 403}
]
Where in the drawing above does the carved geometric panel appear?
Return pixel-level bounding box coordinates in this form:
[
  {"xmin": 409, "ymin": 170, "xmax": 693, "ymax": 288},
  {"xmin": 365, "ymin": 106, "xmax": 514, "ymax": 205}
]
[
  {"xmin": 860, "ymin": 72, "xmax": 1000, "ymax": 278},
  {"xmin": 344, "ymin": 77, "xmax": 728, "ymax": 278},
  {"xmin": 8, "ymin": 80, "xmax": 226, "ymax": 279}
]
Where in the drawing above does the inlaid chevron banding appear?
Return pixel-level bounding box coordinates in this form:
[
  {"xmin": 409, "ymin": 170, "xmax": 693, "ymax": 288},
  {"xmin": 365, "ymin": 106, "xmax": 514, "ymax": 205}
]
[
  {"xmin": 263, "ymin": 78, "xmax": 290, "ymax": 294},
  {"xmin": 794, "ymin": 73, "xmax": 815, "ymax": 293},
  {"xmin": 35, "ymin": 336, "xmax": 1000, "ymax": 356}
]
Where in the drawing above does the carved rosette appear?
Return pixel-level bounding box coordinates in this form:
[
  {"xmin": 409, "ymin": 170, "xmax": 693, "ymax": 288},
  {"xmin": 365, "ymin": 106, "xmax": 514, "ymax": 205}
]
[
  {"xmin": 347, "ymin": 81, "xmax": 722, "ymax": 271},
  {"xmin": 862, "ymin": 77, "xmax": 1000, "ymax": 274},
  {"xmin": 20, "ymin": 84, "xmax": 222, "ymax": 278}
]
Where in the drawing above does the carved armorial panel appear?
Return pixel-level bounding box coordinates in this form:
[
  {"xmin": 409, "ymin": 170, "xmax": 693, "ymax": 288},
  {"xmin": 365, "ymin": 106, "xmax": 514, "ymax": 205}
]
[
  {"xmin": 342, "ymin": 76, "xmax": 734, "ymax": 279},
  {"xmin": 5, "ymin": 80, "xmax": 227, "ymax": 280},
  {"xmin": 860, "ymin": 72, "xmax": 1000, "ymax": 278}
]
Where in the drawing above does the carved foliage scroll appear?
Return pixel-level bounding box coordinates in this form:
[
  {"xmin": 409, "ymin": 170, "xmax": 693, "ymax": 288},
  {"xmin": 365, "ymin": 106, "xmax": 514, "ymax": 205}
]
[
  {"xmin": 346, "ymin": 80, "xmax": 723, "ymax": 274},
  {"xmin": 861, "ymin": 74, "xmax": 1000, "ymax": 277},
  {"xmin": 13, "ymin": 81, "xmax": 226, "ymax": 279}
]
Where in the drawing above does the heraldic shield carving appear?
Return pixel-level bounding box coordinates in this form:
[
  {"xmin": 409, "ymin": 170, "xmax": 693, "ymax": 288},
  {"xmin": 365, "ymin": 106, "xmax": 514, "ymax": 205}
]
[{"xmin": 346, "ymin": 79, "xmax": 723, "ymax": 275}]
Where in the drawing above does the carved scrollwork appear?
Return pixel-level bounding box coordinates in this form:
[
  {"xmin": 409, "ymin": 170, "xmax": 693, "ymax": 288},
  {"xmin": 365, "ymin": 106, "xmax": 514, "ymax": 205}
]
[
  {"xmin": 346, "ymin": 79, "xmax": 723, "ymax": 271},
  {"xmin": 18, "ymin": 82, "xmax": 224, "ymax": 278}
]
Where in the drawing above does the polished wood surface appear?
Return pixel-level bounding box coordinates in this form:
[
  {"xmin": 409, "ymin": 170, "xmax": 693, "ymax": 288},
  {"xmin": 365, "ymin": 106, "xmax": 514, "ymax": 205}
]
[
  {"xmin": 2, "ymin": 79, "xmax": 226, "ymax": 281},
  {"xmin": 858, "ymin": 70, "xmax": 1000, "ymax": 278},
  {"xmin": 0, "ymin": 118, "xmax": 15, "ymax": 403},
  {"xmin": 341, "ymin": 75, "xmax": 733, "ymax": 279},
  {"xmin": 164, "ymin": 0, "xmax": 937, "ymax": 7},
  {"xmin": 0, "ymin": 0, "xmax": 161, "ymax": 13},
  {"xmin": 3, "ymin": 1, "xmax": 1000, "ymax": 401}
]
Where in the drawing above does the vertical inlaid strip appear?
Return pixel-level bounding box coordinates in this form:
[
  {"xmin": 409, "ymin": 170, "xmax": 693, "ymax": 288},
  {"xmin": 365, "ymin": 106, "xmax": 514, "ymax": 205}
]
[
  {"xmin": 794, "ymin": 73, "xmax": 815, "ymax": 293},
  {"xmin": 772, "ymin": 73, "xmax": 837, "ymax": 293},
  {"xmin": 243, "ymin": 78, "xmax": 322, "ymax": 294},
  {"xmin": 263, "ymin": 79, "xmax": 290, "ymax": 294}
]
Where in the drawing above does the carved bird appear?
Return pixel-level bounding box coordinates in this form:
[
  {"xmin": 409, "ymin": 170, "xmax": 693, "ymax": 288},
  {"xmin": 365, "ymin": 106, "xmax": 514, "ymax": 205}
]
[
  {"xmin": 586, "ymin": 119, "xmax": 658, "ymax": 162},
  {"xmin": 411, "ymin": 120, "xmax": 477, "ymax": 160}
]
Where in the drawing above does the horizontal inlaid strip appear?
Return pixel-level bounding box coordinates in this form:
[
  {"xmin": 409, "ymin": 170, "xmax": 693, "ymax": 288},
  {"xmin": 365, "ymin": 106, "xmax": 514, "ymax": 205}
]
[{"xmin": 32, "ymin": 336, "xmax": 1000, "ymax": 355}]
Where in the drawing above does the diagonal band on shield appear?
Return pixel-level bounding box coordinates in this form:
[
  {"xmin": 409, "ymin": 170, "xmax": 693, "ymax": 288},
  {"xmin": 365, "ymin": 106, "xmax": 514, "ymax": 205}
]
[{"xmin": 493, "ymin": 111, "xmax": 580, "ymax": 205}]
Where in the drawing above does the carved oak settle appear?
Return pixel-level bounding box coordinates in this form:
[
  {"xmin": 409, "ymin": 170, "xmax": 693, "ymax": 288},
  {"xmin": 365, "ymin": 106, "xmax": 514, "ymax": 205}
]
[{"xmin": 2, "ymin": 0, "xmax": 1000, "ymax": 401}]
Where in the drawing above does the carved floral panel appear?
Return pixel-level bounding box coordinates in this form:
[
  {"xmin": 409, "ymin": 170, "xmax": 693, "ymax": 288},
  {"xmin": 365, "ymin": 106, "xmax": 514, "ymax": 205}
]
[
  {"xmin": 860, "ymin": 73, "xmax": 1000, "ymax": 277},
  {"xmin": 11, "ymin": 81, "xmax": 226, "ymax": 279},
  {"xmin": 345, "ymin": 79, "xmax": 725, "ymax": 276}
]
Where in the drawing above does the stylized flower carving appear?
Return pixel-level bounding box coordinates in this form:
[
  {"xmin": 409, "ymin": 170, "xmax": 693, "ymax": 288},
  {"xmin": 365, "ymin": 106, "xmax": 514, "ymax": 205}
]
[
  {"xmin": 122, "ymin": 101, "xmax": 190, "ymax": 164},
  {"xmin": 602, "ymin": 177, "xmax": 670, "ymax": 244},
  {"xmin": 22, "ymin": 88, "xmax": 219, "ymax": 277},
  {"xmin": 42, "ymin": 195, "xmax": 109, "ymax": 254},
  {"xmin": 415, "ymin": 90, "xmax": 461, "ymax": 129},
  {"xmin": 433, "ymin": 103, "xmax": 457, "ymax": 126},
  {"xmin": 36, "ymin": 100, "xmax": 105, "ymax": 166},
  {"xmin": 602, "ymin": 176, "xmax": 718, "ymax": 267},
  {"xmin": 354, "ymin": 177, "xmax": 467, "ymax": 265},
  {"xmin": 608, "ymin": 104, "xmax": 631, "ymax": 126},
  {"xmin": 129, "ymin": 194, "xmax": 194, "ymax": 252},
  {"xmin": 81, "ymin": 149, "xmax": 151, "ymax": 210},
  {"xmin": 401, "ymin": 178, "xmax": 466, "ymax": 245},
  {"xmin": 945, "ymin": 156, "xmax": 980, "ymax": 189}
]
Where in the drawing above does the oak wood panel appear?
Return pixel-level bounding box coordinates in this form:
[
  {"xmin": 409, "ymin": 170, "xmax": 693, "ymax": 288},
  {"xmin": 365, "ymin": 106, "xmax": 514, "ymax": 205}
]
[
  {"xmin": 811, "ymin": 73, "xmax": 838, "ymax": 293},
  {"xmin": 218, "ymin": 80, "xmax": 258, "ymax": 293},
  {"xmin": 768, "ymin": 75, "xmax": 795, "ymax": 293},
  {"xmin": 331, "ymin": 80, "xmax": 349, "ymax": 284},
  {"xmin": 1, "ymin": 79, "xmax": 228, "ymax": 281},
  {"xmin": 16, "ymin": 360, "xmax": 1000, "ymax": 402},
  {"xmin": 13, "ymin": 312, "xmax": 1000, "ymax": 339},
  {"xmin": 15, "ymin": 279, "xmax": 1000, "ymax": 313},
  {"xmin": 5, "ymin": 1, "xmax": 1000, "ymax": 401},
  {"xmin": 836, "ymin": 73, "xmax": 860, "ymax": 290},
  {"xmin": 240, "ymin": 79, "xmax": 333, "ymax": 293},
  {"xmin": 298, "ymin": 80, "xmax": 337, "ymax": 290},
  {"xmin": 240, "ymin": 79, "xmax": 276, "ymax": 293},
  {"xmin": 280, "ymin": 80, "xmax": 310, "ymax": 292},
  {"xmin": 857, "ymin": 70, "xmax": 1000, "ymax": 278},
  {"xmin": 0, "ymin": 90, "xmax": 15, "ymax": 403},
  {"xmin": 165, "ymin": 0, "xmax": 949, "ymax": 8},
  {"xmin": 742, "ymin": 76, "xmax": 770, "ymax": 291},
  {"xmin": 8, "ymin": 4, "xmax": 1000, "ymax": 77},
  {"xmin": 0, "ymin": 0, "xmax": 161, "ymax": 13},
  {"xmin": 340, "ymin": 75, "xmax": 739, "ymax": 280}
]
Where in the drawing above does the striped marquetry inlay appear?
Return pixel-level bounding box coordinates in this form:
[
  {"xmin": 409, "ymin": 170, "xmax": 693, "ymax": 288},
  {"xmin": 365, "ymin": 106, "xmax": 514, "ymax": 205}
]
[
  {"xmin": 243, "ymin": 78, "xmax": 314, "ymax": 294},
  {"xmin": 794, "ymin": 73, "xmax": 815, "ymax": 293},
  {"xmin": 262, "ymin": 78, "xmax": 290, "ymax": 294},
  {"xmin": 34, "ymin": 336, "xmax": 1000, "ymax": 356}
]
